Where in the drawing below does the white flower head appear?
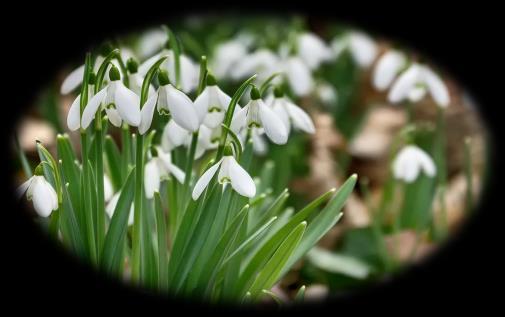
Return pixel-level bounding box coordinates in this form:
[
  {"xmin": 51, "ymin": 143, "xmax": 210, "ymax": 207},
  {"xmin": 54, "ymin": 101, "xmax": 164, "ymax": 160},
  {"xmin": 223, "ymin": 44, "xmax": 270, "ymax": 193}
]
[
  {"xmin": 194, "ymin": 74, "xmax": 238, "ymax": 129},
  {"xmin": 139, "ymin": 69, "xmax": 200, "ymax": 135},
  {"xmin": 144, "ymin": 147, "xmax": 185, "ymax": 199},
  {"xmin": 388, "ymin": 63, "xmax": 450, "ymax": 108},
  {"xmin": 297, "ymin": 32, "xmax": 333, "ymax": 70},
  {"xmin": 81, "ymin": 65, "xmax": 141, "ymax": 129},
  {"xmin": 17, "ymin": 172, "xmax": 58, "ymax": 218},
  {"xmin": 392, "ymin": 145, "xmax": 436, "ymax": 183},
  {"xmin": 231, "ymin": 87, "xmax": 288, "ymax": 145},
  {"xmin": 230, "ymin": 49, "xmax": 280, "ymax": 82},
  {"xmin": 212, "ymin": 39, "xmax": 248, "ymax": 78},
  {"xmin": 332, "ymin": 31, "xmax": 377, "ymax": 68},
  {"xmin": 192, "ymin": 146, "xmax": 256, "ymax": 200},
  {"xmin": 372, "ymin": 50, "xmax": 407, "ymax": 91},
  {"xmin": 270, "ymin": 87, "xmax": 315, "ymax": 135},
  {"xmin": 283, "ymin": 56, "xmax": 314, "ymax": 96}
]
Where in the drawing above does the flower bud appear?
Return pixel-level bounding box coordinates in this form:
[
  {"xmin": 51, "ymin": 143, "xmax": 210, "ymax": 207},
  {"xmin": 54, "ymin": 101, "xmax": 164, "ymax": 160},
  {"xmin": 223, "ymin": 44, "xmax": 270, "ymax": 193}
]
[
  {"xmin": 158, "ymin": 69, "xmax": 170, "ymax": 86},
  {"xmin": 250, "ymin": 86, "xmax": 261, "ymax": 100},
  {"xmin": 108, "ymin": 65, "xmax": 121, "ymax": 81}
]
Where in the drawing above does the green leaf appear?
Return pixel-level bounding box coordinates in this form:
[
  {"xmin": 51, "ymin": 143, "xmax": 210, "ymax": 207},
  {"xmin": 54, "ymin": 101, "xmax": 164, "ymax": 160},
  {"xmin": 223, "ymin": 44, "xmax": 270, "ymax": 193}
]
[
  {"xmin": 282, "ymin": 174, "xmax": 357, "ymax": 274},
  {"xmin": 306, "ymin": 247, "xmax": 371, "ymax": 279},
  {"xmin": 154, "ymin": 192, "xmax": 168, "ymax": 291},
  {"xmin": 248, "ymin": 221, "xmax": 306, "ymax": 299},
  {"xmin": 60, "ymin": 181, "xmax": 86, "ymax": 257},
  {"xmin": 295, "ymin": 285, "xmax": 305, "ymax": 302},
  {"xmin": 100, "ymin": 168, "xmax": 135, "ymax": 275},
  {"xmin": 104, "ymin": 135, "xmax": 123, "ymax": 190}
]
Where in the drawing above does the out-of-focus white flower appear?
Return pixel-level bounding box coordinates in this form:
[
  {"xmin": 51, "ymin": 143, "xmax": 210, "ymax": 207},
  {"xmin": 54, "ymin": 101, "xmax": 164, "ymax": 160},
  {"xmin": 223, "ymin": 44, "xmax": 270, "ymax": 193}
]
[
  {"xmin": 104, "ymin": 174, "xmax": 113, "ymax": 202},
  {"xmin": 81, "ymin": 66, "xmax": 140, "ymax": 129},
  {"xmin": 331, "ymin": 31, "xmax": 377, "ymax": 68},
  {"xmin": 314, "ymin": 82, "xmax": 338, "ymax": 106},
  {"xmin": 161, "ymin": 121, "xmax": 219, "ymax": 159},
  {"xmin": 139, "ymin": 50, "xmax": 199, "ymax": 93},
  {"xmin": 137, "ymin": 28, "xmax": 168, "ymax": 59},
  {"xmin": 372, "ymin": 50, "xmax": 407, "ymax": 91},
  {"xmin": 297, "ymin": 32, "xmax": 333, "ymax": 70},
  {"xmin": 230, "ymin": 49, "xmax": 280, "ymax": 82},
  {"xmin": 192, "ymin": 146, "xmax": 256, "ymax": 200},
  {"xmin": 106, "ymin": 192, "xmax": 134, "ymax": 226},
  {"xmin": 144, "ymin": 147, "xmax": 185, "ymax": 199},
  {"xmin": 270, "ymin": 88, "xmax": 315, "ymax": 135},
  {"xmin": 283, "ymin": 56, "xmax": 314, "ymax": 96},
  {"xmin": 139, "ymin": 70, "xmax": 199, "ymax": 134},
  {"xmin": 212, "ymin": 40, "xmax": 248, "ymax": 78},
  {"xmin": 231, "ymin": 87, "xmax": 288, "ymax": 145},
  {"xmin": 388, "ymin": 63, "xmax": 450, "ymax": 107},
  {"xmin": 194, "ymin": 74, "xmax": 237, "ymax": 128},
  {"xmin": 392, "ymin": 145, "xmax": 436, "ymax": 183},
  {"xmin": 17, "ymin": 174, "xmax": 58, "ymax": 217}
]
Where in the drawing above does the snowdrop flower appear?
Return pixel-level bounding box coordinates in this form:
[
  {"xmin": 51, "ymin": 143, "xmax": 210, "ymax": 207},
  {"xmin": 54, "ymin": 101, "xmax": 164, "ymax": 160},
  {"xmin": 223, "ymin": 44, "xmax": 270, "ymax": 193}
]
[
  {"xmin": 106, "ymin": 192, "xmax": 134, "ymax": 226},
  {"xmin": 231, "ymin": 87, "xmax": 288, "ymax": 145},
  {"xmin": 66, "ymin": 82, "xmax": 96, "ymax": 131},
  {"xmin": 297, "ymin": 32, "xmax": 333, "ymax": 70},
  {"xmin": 192, "ymin": 146, "xmax": 256, "ymax": 200},
  {"xmin": 388, "ymin": 63, "xmax": 450, "ymax": 107},
  {"xmin": 332, "ymin": 31, "xmax": 377, "ymax": 68},
  {"xmin": 239, "ymin": 127, "xmax": 268, "ymax": 155},
  {"xmin": 139, "ymin": 70, "xmax": 199, "ymax": 134},
  {"xmin": 315, "ymin": 81, "xmax": 338, "ymax": 106},
  {"xmin": 17, "ymin": 167, "xmax": 58, "ymax": 217},
  {"xmin": 372, "ymin": 50, "xmax": 407, "ymax": 91},
  {"xmin": 392, "ymin": 145, "xmax": 436, "ymax": 183},
  {"xmin": 212, "ymin": 39, "xmax": 248, "ymax": 78},
  {"xmin": 283, "ymin": 56, "xmax": 314, "ymax": 96},
  {"xmin": 139, "ymin": 49, "xmax": 199, "ymax": 93},
  {"xmin": 231, "ymin": 49, "xmax": 280, "ymax": 81},
  {"xmin": 161, "ymin": 121, "xmax": 218, "ymax": 159},
  {"xmin": 144, "ymin": 147, "xmax": 185, "ymax": 199},
  {"xmin": 194, "ymin": 74, "xmax": 237, "ymax": 129},
  {"xmin": 81, "ymin": 65, "xmax": 141, "ymax": 128},
  {"xmin": 137, "ymin": 28, "xmax": 168, "ymax": 59},
  {"xmin": 270, "ymin": 87, "xmax": 315, "ymax": 135},
  {"xmin": 125, "ymin": 58, "xmax": 155, "ymax": 96}
]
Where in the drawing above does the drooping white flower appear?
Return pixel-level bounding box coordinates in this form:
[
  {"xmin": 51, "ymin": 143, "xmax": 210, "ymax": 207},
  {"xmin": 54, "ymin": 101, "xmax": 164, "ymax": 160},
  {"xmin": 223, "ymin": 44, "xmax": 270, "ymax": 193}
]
[
  {"xmin": 144, "ymin": 147, "xmax": 185, "ymax": 199},
  {"xmin": 283, "ymin": 56, "xmax": 314, "ymax": 96},
  {"xmin": 297, "ymin": 32, "xmax": 333, "ymax": 70},
  {"xmin": 192, "ymin": 147, "xmax": 256, "ymax": 200},
  {"xmin": 81, "ymin": 66, "xmax": 141, "ymax": 129},
  {"xmin": 231, "ymin": 87, "xmax": 288, "ymax": 145},
  {"xmin": 138, "ymin": 49, "xmax": 199, "ymax": 93},
  {"xmin": 392, "ymin": 145, "xmax": 436, "ymax": 183},
  {"xmin": 372, "ymin": 50, "xmax": 407, "ymax": 91},
  {"xmin": 269, "ymin": 88, "xmax": 315, "ymax": 135},
  {"xmin": 388, "ymin": 63, "xmax": 450, "ymax": 107},
  {"xmin": 139, "ymin": 70, "xmax": 199, "ymax": 134},
  {"xmin": 66, "ymin": 84, "xmax": 96, "ymax": 131},
  {"xmin": 212, "ymin": 39, "xmax": 248, "ymax": 78},
  {"xmin": 332, "ymin": 31, "xmax": 377, "ymax": 68},
  {"xmin": 230, "ymin": 49, "xmax": 280, "ymax": 82},
  {"xmin": 160, "ymin": 121, "xmax": 218, "ymax": 159},
  {"xmin": 194, "ymin": 74, "xmax": 238, "ymax": 129},
  {"xmin": 106, "ymin": 192, "xmax": 134, "ymax": 226},
  {"xmin": 17, "ymin": 174, "xmax": 58, "ymax": 217}
]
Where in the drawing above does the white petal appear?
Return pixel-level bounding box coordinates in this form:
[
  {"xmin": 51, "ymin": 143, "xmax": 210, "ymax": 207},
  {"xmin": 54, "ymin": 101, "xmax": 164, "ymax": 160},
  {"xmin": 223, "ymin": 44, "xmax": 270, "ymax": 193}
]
[
  {"xmin": 17, "ymin": 177, "xmax": 33, "ymax": 199},
  {"xmin": 144, "ymin": 159, "xmax": 160, "ymax": 199},
  {"xmin": 105, "ymin": 108, "xmax": 122, "ymax": 127},
  {"xmin": 138, "ymin": 93, "xmax": 158, "ymax": 135},
  {"xmin": 230, "ymin": 105, "xmax": 248, "ymax": 133},
  {"xmin": 81, "ymin": 88, "xmax": 107, "ymax": 129},
  {"xmin": 349, "ymin": 32, "xmax": 377, "ymax": 68},
  {"xmin": 408, "ymin": 86, "xmax": 427, "ymax": 103},
  {"xmin": 403, "ymin": 158, "xmax": 421, "ymax": 183},
  {"xmin": 161, "ymin": 120, "xmax": 190, "ymax": 151},
  {"xmin": 193, "ymin": 87, "xmax": 210, "ymax": 124},
  {"xmin": 286, "ymin": 102, "xmax": 315, "ymax": 134},
  {"xmin": 114, "ymin": 82, "xmax": 141, "ymax": 126},
  {"xmin": 67, "ymin": 94, "xmax": 82, "ymax": 131},
  {"xmin": 372, "ymin": 51, "xmax": 406, "ymax": 91},
  {"xmin": 412, "ymin": 146, "xmax": 437, "ymax": 177},
  {"xmin": 165, "ymin": 85, "xmax": 199, "ymax": 131},
  {"xmin": 388, "ymin": 64, "xmax": 422, "ymax": 104},
  {"xmin": 227, "ymin": 157, "xmax": 256, "ymax": 198},
  {"xmin": 104, "ymin": 175, "xmax": 113, "ymax": 202},
  {"xmin": 61, "ymin": 65, "xmax": 84, "ymax": 94},
  {"xmin": 258, "ymin": 101, "xmax": 288, "ymax": 144},
  {"xmin": 192, "ymin": 160, "xmax": 221, "ymax": 200},
  {"xmin": 166, "ymin": 163, "xmax": 185, "ymax": 183},
  {"xmin": 285, "ymin": 57, "xmax": 314, "ymax": 96},
  {"xmin": 31, "ymin": 178, "xmax": 58, "ymax": 217},
  {"xmin": 271, "ymin": 99, "xmax": 291, "ymax": 133},
  {"xmin": 422, "ymin": 66, "xmax": 450, "ymax": 107},
  {"xmin": 105, "ymin": 192, "xmax": 120, "ymax": 218},
  {"xmin": 297, "ymin": 32, "xmax": 333, "ymax": 70},
  {"xmin": 138, "ymin": 52, "xmax": 164, "ymax": 76},
  {"xmin": 252, "ymin": 130, "xmax": 268, "ymax": 155}
]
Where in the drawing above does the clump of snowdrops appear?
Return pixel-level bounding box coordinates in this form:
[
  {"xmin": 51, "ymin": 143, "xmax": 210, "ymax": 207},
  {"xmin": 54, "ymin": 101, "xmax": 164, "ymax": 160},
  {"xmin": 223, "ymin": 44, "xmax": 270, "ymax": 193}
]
[{"xmin": 16, "ymin": 27, "xmax": 357, "ymax": 303}]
